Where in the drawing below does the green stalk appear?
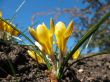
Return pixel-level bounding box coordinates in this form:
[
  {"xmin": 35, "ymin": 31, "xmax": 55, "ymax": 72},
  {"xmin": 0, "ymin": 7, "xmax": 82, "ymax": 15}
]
[{"xmin": 58, "ymin": 12, "xmax": 110, "ymax": 79}]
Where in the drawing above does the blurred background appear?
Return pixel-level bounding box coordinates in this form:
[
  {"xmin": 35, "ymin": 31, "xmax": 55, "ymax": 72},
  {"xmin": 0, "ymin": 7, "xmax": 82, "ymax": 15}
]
[{"xmin": 0, "ymin": 0, "xmax": 110, "ymax": 54}]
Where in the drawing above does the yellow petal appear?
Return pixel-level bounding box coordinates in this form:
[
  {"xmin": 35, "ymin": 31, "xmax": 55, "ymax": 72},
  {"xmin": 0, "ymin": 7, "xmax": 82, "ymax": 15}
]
[
  {"xmin": 29, "ymin": 27, "xmax": 38, "ymax": 41},
  {"xmin": 0, "ymin": 20, "xmax": 3, "ymax": 31},
  {"xmin": 27, "ymin": 50, "xmax": 37, "ymax": 60},
  {"xmin": 6, "ymin": 25, "xmax": 13, "ymax": 33},
  {"xmin": 0, "ymin": 11, "xmax": 2, "ymax": 17},
  {"xmin": 55, "ymin": 22, "xmax": 66, "ymax": 39},
  {"xmin": 50, "ymin": 18, "xmax": 54, "ymax": 36},
  {"xmin": 36, "ymin": 54, "xmax": 45, "ymax": 64},
  {"xmin": 36, "ymin": 24, "xmax": 52, "ymax": 55},
  {"xmin": 27, "ymin": 50, "xmax": 45, "ymax": 64},
  {"xmin": 3, "ymin": 22, "xmax": 7, "ymax": 31},
  {"xmin": 72, "ymin": 49, "xmax": 80, "ymax": 60},
  {"xmin": 62, "ymin": 21, "xmax": 74, "ymax": 53},
  {"xmin": 36, "ymin": 24, "xmax": 49, "ymax": 44},
  {"xmin": 0, "ymin": 11, "xmax": 3, "ymax": 30},
  {"xmin": 49, "ymin": 18, "xmax": 54, "ymax": 52},
  {"xmin": 64, "ymin": 21, "xmax": 74, "ymax": 39},
  {"xmin": 55, "ymin": 22, "xmax": 66, "ymax": 52}
]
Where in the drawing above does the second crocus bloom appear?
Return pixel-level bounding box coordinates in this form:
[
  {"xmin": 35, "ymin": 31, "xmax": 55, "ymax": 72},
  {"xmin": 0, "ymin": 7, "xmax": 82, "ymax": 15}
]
[{"xmin": 55, "ymin": 21, "xmax": 74, "ymax": 54}]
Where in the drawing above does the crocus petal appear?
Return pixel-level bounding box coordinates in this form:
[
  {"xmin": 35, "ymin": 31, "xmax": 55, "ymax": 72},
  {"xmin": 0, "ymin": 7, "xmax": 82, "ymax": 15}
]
[
  {"xmin": 72, "ymin": 49, "xmax": 80, "ymax": 60},
  {"xmin": 0, "ymin": 20, "xmax": 3, "ymax": 31},
  {"xmin": 27, "ymin": 50, "xmax": 45, "ymax": 64},
  {"xmin": 29, "ymin": 27, "xmax": 38, "ymax": 41},
  {"xmin": 36, "ymin": 24, "xmax": 49, "ymax": 45},
  {"xmin": 62, "ymin": 21, "xmax": 74, "ymax": 53},
  {"xmin": 6, "ymin": 25, "xmax": 13, "ymax": 33},
  {"xmin": 27, "ymin": 50, "xmax": 37, "ymax": 60},
  {"xmin": 55, "ymin": 22, "xmax": 66, "ymax": 52},
  {"xmin": 64, "ymin": 21, "xmax": 74, "ymax": 39},
  {"xmin": 3, "ymin": 22, "xmax": 7, "ymax": 31},
  {"xmin": 37, "ymin": 54, "xmax": 45, "ymax": 64},
  {"xmin": 55, "ymin": 22, "xmax": 66, "ymax": 39},
  {"xmin": 50, "ymin": 18, "xmax": 54, "ymax": 37},
  {"xmin": 36, "ymin": 24, "xmax": 52, "ymax": 55},
  {"xmin": 49, "ymin": 18, "xmax": 55, "ymax": 51},
  {"xmin": 0, "ymin": 11, "xmax": 2, "ymax": 17},
  {"xmin": 0, "ymin": 11, "xmax": 3, "ymax": 30}
]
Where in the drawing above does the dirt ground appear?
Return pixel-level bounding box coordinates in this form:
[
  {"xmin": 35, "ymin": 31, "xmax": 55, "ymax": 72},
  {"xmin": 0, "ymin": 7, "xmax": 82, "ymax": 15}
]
[
  {"xmin": 0, "ymin": 40, "xmax": 110, "ymax": 82},
  {"xmin": 72, "ymin": 54, "xmax": 110, "ymax": 82}
]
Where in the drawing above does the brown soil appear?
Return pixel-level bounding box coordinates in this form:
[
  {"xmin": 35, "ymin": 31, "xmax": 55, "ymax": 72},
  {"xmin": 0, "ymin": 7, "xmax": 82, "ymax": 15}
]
[
  {"xmin": 71, "ymin": 54, "xmax": 110, "ymax": 82},
  {"xmin": 0, "ymin": 40, "xmax": 110, "ymax": 82}
]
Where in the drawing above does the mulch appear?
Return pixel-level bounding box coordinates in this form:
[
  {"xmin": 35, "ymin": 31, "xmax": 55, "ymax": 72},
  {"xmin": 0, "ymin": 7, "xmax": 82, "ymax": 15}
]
[{"xmin": 0, "ymin": 40, "xmax": 110, "ymax": 82}]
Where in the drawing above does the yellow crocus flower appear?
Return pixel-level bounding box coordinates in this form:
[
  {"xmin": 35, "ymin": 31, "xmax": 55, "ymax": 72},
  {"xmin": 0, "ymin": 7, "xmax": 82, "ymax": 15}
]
[
  {"xmin": 0, "ymin": 12, "xmax": 20, "ymax": 36},
  {"xmin": 72, "ymin": 49, "xmax": 80, "ymax": 60},
  {"xmin": 55, "ymin": 21, "xmax": 74, "ymax": 54},
  {"xmin": 27, "ymin": 50, "xmax": 45, "ymax": 64},
  {"xmin": 29, "ymin": 19, "xmax": 54, "ymax": 55}
]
